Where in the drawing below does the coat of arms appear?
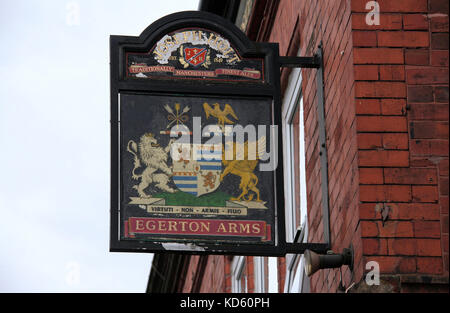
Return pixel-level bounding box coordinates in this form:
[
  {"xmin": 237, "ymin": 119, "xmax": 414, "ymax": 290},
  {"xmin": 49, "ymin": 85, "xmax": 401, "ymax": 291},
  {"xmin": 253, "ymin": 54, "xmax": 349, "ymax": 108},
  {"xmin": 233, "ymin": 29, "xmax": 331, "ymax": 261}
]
[
  {"xmin": 184, "ymin": 47, "xmax": 208, "ymax": 67},
  {"xmin": 126, "ymin": 101, "xmax": 269, "ymax": 213}
]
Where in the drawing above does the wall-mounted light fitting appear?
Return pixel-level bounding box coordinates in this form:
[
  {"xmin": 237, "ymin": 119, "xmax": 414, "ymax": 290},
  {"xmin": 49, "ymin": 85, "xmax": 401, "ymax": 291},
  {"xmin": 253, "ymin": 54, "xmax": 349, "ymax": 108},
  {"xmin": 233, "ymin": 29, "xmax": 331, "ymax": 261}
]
[{"xmin": 304, "ymin": 247, "xmax": 353, "ymax": 277}]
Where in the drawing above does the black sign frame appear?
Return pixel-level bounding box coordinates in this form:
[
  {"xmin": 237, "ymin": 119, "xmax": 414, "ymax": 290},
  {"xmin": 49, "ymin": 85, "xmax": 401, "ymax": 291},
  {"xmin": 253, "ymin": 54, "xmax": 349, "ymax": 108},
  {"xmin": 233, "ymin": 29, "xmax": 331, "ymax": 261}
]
[{"xmin": 110, "ymin": 11, "xmax": 328, "ymax": 256}]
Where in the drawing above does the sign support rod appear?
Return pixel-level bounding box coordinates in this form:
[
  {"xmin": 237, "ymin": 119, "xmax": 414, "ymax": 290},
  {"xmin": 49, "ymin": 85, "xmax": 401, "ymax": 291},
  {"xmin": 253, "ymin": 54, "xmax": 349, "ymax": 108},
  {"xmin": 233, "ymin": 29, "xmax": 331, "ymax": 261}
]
[{"xmin": 280, "ymin": 44, "xmax": 331, "ymax": 255}]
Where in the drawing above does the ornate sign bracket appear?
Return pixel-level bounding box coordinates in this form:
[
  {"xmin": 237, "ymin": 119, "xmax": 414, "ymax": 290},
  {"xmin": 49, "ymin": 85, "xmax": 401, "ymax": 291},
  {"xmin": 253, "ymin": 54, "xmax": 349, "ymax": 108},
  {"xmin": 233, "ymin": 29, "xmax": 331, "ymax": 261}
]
[
  {"xmin": 280, "ymin": 44, "xmax": 331, "ymax": 255},
  {"xmin": 110, "ymin": 11, "xmax": 329, "ymax": 256}
]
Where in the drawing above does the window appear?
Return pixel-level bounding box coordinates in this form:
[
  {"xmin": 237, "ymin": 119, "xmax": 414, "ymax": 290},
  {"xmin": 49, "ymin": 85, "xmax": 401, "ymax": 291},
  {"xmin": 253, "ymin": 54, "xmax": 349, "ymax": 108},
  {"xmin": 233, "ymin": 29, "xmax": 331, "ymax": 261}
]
[
  {"xmin": 282, "ymin": 65, "xmax": 310, "ymax": 293},
  {"xmin": 253, "ymin": 256, "xmax": 266, "ymax": 292},
  {"xmin": 253, "ymin": 256, "xmax": 278, "ymax": 293},
  {"xmin": 231, "ymin": 256, "xmax": 247, "ymax": 293}
]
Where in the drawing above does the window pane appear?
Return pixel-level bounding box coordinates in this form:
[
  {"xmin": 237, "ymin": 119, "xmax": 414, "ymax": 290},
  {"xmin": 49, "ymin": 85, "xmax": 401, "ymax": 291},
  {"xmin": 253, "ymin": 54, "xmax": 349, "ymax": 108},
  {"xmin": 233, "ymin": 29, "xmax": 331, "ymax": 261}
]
[{"xmin": 268, "ymin": 257, "xmax": 278, "ymax": 293}]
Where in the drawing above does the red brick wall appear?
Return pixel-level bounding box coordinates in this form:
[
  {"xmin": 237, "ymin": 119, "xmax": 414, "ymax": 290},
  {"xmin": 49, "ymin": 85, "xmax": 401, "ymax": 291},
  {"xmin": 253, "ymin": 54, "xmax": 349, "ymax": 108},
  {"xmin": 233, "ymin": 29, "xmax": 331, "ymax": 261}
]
[
  {"xmin": 179, "ymin": 0, "xmax": 448, "ymax": 293},
  {"xmin": 269, "ymin": 0, "xmax": 362, "ymax": 293},
  {"xmin": 352, "ymin": 0, "xmax": 449, "ymax": 283},
  {"xmin": 268, "ymin": 0, "xmax": 448, "ymax": 292}
]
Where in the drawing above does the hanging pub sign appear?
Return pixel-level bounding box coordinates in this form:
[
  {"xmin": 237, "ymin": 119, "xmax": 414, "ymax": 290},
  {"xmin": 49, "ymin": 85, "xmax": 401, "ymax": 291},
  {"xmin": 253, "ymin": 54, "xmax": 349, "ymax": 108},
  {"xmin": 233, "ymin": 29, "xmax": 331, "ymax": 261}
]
[{"xmin": 110, "ymin": 11, "xmax": 286, "ymax": 256}]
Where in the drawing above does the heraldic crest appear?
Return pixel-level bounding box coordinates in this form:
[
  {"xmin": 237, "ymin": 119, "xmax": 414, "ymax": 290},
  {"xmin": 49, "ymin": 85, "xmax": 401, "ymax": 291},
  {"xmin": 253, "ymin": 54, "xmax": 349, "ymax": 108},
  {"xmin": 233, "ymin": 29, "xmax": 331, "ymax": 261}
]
[{"xmin": 126, "ymin": 100, "xmax": 269, "ymax": 215}]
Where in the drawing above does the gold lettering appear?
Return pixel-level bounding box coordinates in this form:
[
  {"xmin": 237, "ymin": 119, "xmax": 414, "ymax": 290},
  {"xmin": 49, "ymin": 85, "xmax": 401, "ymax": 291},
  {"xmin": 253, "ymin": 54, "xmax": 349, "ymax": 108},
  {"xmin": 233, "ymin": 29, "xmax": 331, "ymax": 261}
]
[
  {"xmin": 217, "ymin": 223, "xmax": 227, "ymax": 233},
  {"xmin": 182, "ymin": 31, "xmax": 192, "ymax": 42},
  {"xmin": 179, "ymin": 221, "xmax": 188, "ymax": 232},
  {"xmin": 173, "ymin": 34, "xmax": 181, "ymax": 45},
  {"xmin": 228, "ymin": 54, "xmax": 240, "ymax": 63},
  {"xmin": 251, "ymin": 223, "xmax": 261, "ymax": 234},
  {"xmin": 153, "ymin": 50, "xmax": 164, "ymax": 60},
  {"xmin": 222, "ymin": 47, "xmax": 233, "ymax": 56},
  {"xmin": 239, "ymin": 223, "xmax": 250, "ymax": 234},
  {"xmin": 164, "ymin": 37, "xmax": 174, "ymax": 49},
  {"xmin": 168, "ymin": 221, "xmax": 177, "ymax": 232},
  {"xmin": 189, "ymin": 222, "xmax": 199, "ymax": 232},
  {"xmin": 197, "ymin": 30, "xmax": 204, "ymax": 42},
  {"xmin": 145, "ymin": 221, "xmax": 156, "ymax": 231},
  {"xmin": 207, "ymin": 33, "xmax": 218, "ymax": 46},
  {"xmin": 229, "ymin": 223, "xmax": 238, "ymax": 233},
  {"xmin": 135, "ymin": 220, "xmax": 145, "ymax": 231},
  {"xmin": 191, "ymin": 31, "xmax": 198, "ymax": 42},
  {"xmin": 216, "ymin": 39, "xmax": 227, "ymax": 52},
  {"xmin": 158, "ymin": 221, "xmax": 167, "ymax": 231},
  {"xmin": 200, "ymin": 222, "xmax": 210, "ymax": 233}
]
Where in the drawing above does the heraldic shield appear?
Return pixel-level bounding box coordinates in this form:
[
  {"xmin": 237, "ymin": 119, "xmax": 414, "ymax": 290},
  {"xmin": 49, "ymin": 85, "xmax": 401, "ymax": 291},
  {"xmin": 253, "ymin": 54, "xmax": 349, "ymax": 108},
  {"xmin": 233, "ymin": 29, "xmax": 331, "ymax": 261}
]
[{"xmin": 172, "ymin": 143, "xmax": 222, "ymax": 197}]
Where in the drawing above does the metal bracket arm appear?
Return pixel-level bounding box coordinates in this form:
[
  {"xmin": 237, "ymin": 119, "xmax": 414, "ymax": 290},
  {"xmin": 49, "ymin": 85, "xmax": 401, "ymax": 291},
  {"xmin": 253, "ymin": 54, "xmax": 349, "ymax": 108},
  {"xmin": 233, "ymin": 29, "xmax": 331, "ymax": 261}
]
[
  {"xmin": 285, "ymin": 243, "xmax": 329, "ymax": 254},
  {"xmin": 279, "ymin": 56, "xmax": 321, "ymax": 68}
]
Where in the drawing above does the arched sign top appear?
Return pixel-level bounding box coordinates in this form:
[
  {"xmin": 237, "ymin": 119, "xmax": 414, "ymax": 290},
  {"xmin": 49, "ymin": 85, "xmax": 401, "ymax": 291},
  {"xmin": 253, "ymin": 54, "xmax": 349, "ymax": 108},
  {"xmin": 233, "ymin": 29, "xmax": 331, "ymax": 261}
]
[
  {"xmin": 118, "ymin": 11, "xmax": 268, "ymax": 83},
  {"xmin": 137, "ymin": 11, "xmax": 255, "ymax": 54}
]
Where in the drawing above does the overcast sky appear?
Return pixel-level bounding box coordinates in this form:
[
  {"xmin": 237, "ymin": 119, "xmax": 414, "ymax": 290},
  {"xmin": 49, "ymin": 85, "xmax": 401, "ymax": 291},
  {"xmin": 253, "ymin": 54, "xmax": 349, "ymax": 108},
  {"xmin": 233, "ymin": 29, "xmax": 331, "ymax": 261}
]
[{"xmin": 0, "ymin": 0, "xmax": 198, "ymax": 293}]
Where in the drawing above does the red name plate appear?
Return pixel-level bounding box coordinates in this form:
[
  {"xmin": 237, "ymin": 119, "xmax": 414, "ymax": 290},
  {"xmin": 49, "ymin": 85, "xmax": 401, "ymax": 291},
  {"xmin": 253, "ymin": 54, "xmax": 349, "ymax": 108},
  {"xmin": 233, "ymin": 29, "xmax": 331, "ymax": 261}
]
[{"xmin": 125, "ymin": 217, "xmax": 271, "ymax": 241}]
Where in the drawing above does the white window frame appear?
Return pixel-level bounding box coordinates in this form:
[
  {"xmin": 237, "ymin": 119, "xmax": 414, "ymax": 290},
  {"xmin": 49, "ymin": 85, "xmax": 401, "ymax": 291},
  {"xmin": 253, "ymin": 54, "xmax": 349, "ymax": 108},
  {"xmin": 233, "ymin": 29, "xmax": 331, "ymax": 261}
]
[
  {"xmin": 282, "ymin": 62, "xmax": 310, "ymax": 293},
  {"xmin": 282, "ymin": 68, "xmax": 303, "ymax": 243},
  {"xmin": 253, "ymin": 256, "xmax": 266, "ymax": 293},
  {"xmin": 231, "ymin": 256, "xmax": 247, "ymax": 293}
]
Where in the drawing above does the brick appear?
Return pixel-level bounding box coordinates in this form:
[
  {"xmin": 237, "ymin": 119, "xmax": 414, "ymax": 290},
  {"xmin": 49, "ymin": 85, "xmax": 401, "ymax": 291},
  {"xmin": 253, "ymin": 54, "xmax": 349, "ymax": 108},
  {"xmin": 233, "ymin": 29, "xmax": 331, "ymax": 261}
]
[
  {"xmin": 368, "ymin": 202, "xmax": 440, "ymax": 220},
  {"xmin": 413, "ymin": 186, "xmax": 439, "ymax": 202},
  {"xmin": 357, "ymin": 116, "xmax": 407, "ymax": 132},
  {"xmin": 365, "ymin": 256, "xmax": 416, "ymax": 274},
  {"xmin": 410, "ymin": 139, "xmax": 449, "ymax": 156},
  {"xmin": 358, "ymin": 133, "xmax": 382, "ymax": 149},
  {"xmin": 403, "ymin": 14, "xmax": 429, "ymax": 30},
  {"xmin": 363, "ymin": 238, "xmax": 388, "ymax": 255},
  {"xmin": 417, "ymin": 239, "xmax": 442, "ymax": 256},
  {"xmin": 431, "ymin": 33, "xmax": 449, "ymax": 50},
  {"xmin": 444, "ymin": 235, "xmax": 449, "ymax": 252},
  {"xmin": 434, "ymin": 86, "xmax": 449, "ymax": 103},
  {"xmin": 354, "ymin": 65, "xmax": 379, "ymax": 80},
  {"xmin": 351, "ymin": 0, "xmax": 428, "ymax": 13},
  {"xmin": 410, "ymin": 158, "xmax": 440, "ymax": 167},
  {"xmin": 379, "ymin": 221, "xmax": 415, "ymax": 237},
  {"xmin": 352, "ymin": 13, "xmax": 402, "ymax": 30},
  {"xmin": 356, "ymin": 82, "xmax": 406, "ymax": 98},
  {"xmin": 381, "ymin": 99, "xmax": 406, "ymax": 115},
  {"xmin": 353, "ymin": 31, "xmax": 377, "ymax": 47},
  {"xmin": 430, "ymin": 15, "xmax": 449, "ymax": 32},
  {"xmin": 439, "ymin": 159, "xmax": 449, "ymax": 176},
  {"xmin": 407, "ymin": 86, "xmax": 434, "ymax": 103},
  {"xmin": 443, "ymin": 214, "xmax": 449, "ymax": 233},
  {"xmin": 361, "ymin": 221, "xmax": 379, "ymax": 236},
  {"xmin": 388, "ymin": 239, "xmax": 417, "ymax": 255},
  {"xmin": 359, "ymin": 150, "xmax": 409, "ymax": 167},
  {"xmin": 360, "ymin": 168, "xmax": 384, "ymax": 184},
  {"xmin": 441, "ymin": 177, "xmax": 449, "ymax": 196},
  {"xmin": 393, "ymin": 203, "xmax": 441, "ymax": 220},
  {"xmin": 359, "ymin": 203, "xmax": 377, "ymax": 219},
  {"xmin": 354, "ymin": 48, "xmax": 404, "ymax": 64},
  {"xmin": 431, "ymin": 50, "xmax": 449, "ymax": 67},
  {"xmin": 408, "ymin": 103, "xmax": 449, "ymax": 121},
  {"xmin": 406, "ymin": 68, "xmax": 449, "ymax": 84},
  {"xmin": 410, "ymin": 121, "xmax": 449, "ymax": 139},
  {"xmin": 429, "ymin": 0, "xmax": 449, "ymax": 14},
  {"xmin": 379, "ymin": 65, "xmax": 405, "ymax": 81},
  {"xmin": 382, "ymin": 133, "xmax": 409, "ymax": 149},
  {"xmin": 417, "ymin": 257, "xmax": 443, "ymax": 274},
  {"xmin": 378, "ymin": 31, "xmax": 429, "ymax": 47},
  {"xmin": 384, "ymin": 168, "xmax": 438, "ymax": 185},
  {"xmin": 360, "ymin": 185, "xmax": 411, "ymax": 202},
  {"xmin": 414, "ymin": 221, "xmax": 441, "ymax": 238},
  {"xmin": 355, "ymin": 99, "xmax": 381, "ymax": 115},
  {"xmin": 405, "ymin": 49, "xmax": 429, "ymax": 65},
  {"xmin": 441, "ymin": 196, "xmax": 449, "ymax": 214}
]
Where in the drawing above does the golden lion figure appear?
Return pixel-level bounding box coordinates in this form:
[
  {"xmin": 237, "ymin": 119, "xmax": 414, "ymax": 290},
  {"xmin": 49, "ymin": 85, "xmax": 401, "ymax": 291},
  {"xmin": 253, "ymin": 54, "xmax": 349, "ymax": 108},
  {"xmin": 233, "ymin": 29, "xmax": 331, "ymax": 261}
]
[
  {"xmin": 220, "ymin": 136, "xmax": 266, "ymax": 202},
  {"xmin": 127, "ymin": 133, "xmax": 175, "ymax": 197}
]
